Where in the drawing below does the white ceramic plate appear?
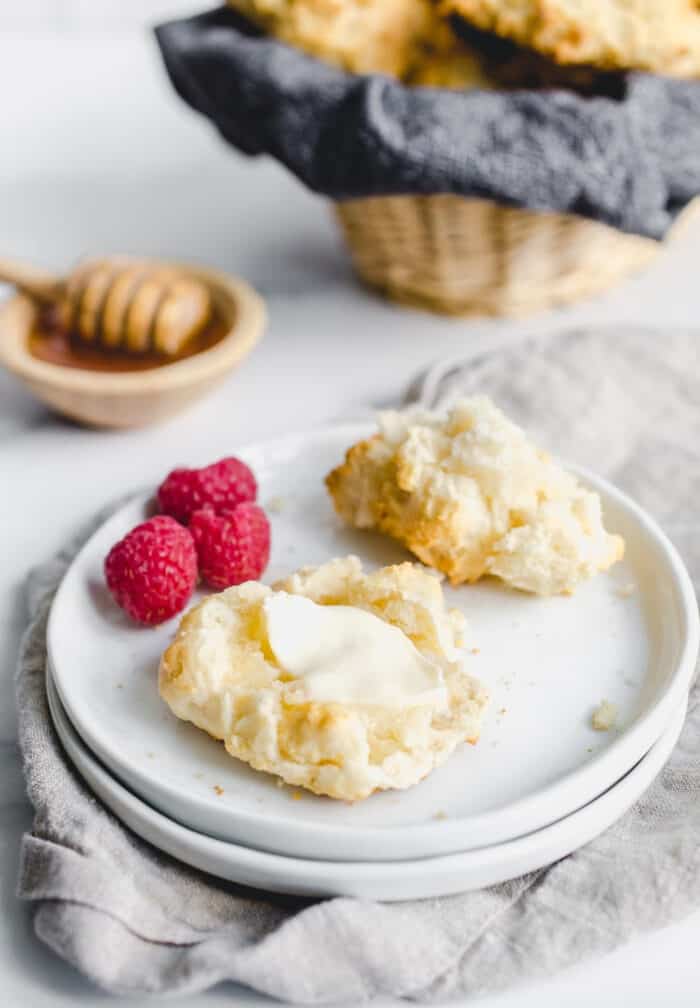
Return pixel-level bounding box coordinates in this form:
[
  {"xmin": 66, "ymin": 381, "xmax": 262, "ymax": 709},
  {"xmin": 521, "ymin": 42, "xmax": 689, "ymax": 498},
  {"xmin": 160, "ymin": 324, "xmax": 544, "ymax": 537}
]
[
  {"xmin": 47, "ymin": 425, "xmax": 699, "ymax": 862},
  {"xmin": 47, "ymin": 668, "xmax": 686, "ymax": 901}
]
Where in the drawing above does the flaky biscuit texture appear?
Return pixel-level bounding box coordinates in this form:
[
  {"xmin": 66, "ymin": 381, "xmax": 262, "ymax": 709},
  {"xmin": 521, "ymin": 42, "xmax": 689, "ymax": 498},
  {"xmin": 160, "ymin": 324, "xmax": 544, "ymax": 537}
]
[
  {"xmin": 442, "ymin": 0, "xmax": 700, "ymax": 77},
  {"xmin": 160, "ymin": 556, "xmax": 488, "ymax": 800},
  {"xmin": 326, "ymin": 397, "xmax": 624, "ymax": 594},
  {"xmin": 227, "ymin": 0, "xmax": 627, "ymax": 92},
  {"xmin": 227, "ymin": 0, "xmax": 434, "ymax": 76}
]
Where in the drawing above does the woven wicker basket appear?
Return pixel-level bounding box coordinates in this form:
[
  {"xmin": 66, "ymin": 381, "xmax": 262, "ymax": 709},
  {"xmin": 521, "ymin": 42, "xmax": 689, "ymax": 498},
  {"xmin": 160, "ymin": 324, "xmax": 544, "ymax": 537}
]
[{"xmin": 334, "ymin": 194, "xmax": 661, "ymax": 316}]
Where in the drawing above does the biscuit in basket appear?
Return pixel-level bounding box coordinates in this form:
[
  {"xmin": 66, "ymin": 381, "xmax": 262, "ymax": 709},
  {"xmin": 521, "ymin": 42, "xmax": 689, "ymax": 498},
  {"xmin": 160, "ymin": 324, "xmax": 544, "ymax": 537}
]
[
  {"xmin": 407, "ymin": 19, "xmax": 624, "ymax": 93},
  {"xmin": 407, "ymin": 17, "xmax": 495, "ymax": 87},
  {"xmin": 326, "ymin": 397, "xmax": 624, "ymax": 595},
  {"xmin": 441, "ymin": 0, "xmax": 700, "ymax": 77},
  {"xmin": 159, "ymin": 556, "xmax": 488, "ymax": 801},
  {"xmin": 227, "ymin": 0, "xmax": 434, "ymax": 76}
]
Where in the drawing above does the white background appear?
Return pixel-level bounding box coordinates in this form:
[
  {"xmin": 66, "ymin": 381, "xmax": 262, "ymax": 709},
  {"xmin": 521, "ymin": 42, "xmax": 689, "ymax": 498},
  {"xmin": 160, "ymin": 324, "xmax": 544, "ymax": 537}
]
[{"xmin": 2, "ymin": 2, "xmax": 700, "ymax": 1005}]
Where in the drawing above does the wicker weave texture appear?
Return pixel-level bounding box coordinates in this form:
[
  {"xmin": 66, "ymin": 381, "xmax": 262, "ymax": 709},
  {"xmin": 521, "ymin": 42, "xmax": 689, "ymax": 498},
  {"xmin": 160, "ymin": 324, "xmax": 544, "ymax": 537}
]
[{"xmin": 334, "ymin": 195, "xmax": 660, "ymax": 316}]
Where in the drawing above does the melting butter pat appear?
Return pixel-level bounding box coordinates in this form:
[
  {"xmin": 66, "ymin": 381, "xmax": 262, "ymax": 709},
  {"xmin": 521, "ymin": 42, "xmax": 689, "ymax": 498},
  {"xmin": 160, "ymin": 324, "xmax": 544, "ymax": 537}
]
[{"xmin": 263, "ymin": 592, "xmax": 447, "ymax": 709}]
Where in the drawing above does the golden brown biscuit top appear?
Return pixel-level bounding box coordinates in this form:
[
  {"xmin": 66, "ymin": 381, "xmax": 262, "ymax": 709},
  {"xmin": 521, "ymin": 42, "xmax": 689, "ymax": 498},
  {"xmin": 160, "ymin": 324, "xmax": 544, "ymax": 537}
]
[{"xmin": 441, "ymin": 0, "xmax": 700, "ymax": 77}]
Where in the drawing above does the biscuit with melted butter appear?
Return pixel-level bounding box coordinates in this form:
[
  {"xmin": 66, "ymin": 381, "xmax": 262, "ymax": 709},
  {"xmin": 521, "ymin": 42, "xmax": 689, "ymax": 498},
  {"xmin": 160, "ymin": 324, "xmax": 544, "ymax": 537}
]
[{"xmin": 159, "ymin": 556, "xmax": 488, "ymax": 800}]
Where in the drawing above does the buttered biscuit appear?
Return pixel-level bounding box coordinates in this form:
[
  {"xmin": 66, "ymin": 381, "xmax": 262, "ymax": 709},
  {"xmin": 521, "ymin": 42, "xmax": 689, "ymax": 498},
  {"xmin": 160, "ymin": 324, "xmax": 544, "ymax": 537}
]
[
  {"xmin": 159, "ymin": 556, "xmax": 488, "ymax": 800},
  {"xmin": 326, "ymin": 397, "xmax": 624, "ymax": 595}
]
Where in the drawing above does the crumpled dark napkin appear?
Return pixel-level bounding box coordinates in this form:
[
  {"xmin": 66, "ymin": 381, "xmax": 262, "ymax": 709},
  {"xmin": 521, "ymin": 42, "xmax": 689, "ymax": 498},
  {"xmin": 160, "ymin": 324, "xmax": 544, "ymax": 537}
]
[{"xmin": 154, "ymin": 6, "xmax": 700, "ymax": 239}]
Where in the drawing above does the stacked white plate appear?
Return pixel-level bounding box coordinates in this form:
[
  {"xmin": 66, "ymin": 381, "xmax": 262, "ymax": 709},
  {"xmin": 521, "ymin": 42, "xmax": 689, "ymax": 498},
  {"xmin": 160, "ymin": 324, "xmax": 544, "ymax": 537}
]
[{"xmin": 46, "ymin": 426, "xmax": 699, "ymax": 901}]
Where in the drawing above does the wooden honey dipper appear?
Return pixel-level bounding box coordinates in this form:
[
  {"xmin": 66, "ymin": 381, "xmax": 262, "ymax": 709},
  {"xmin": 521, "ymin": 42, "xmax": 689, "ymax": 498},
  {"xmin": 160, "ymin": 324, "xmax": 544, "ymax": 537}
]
[{"xmin": 0, "ymin": 255, "xmax": 211, "ymax": 356}]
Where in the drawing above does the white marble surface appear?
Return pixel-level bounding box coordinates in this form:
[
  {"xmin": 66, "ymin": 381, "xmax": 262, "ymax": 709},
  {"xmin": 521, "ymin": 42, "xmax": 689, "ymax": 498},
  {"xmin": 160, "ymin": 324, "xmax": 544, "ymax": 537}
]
[{"xmin": 2, "ymin": 25, "xmax": 700, "ymax": 1008}]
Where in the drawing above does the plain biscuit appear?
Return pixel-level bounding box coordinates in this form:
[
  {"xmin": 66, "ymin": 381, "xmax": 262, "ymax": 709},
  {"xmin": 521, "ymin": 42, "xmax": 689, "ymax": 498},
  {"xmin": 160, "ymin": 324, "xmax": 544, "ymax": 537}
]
[
  {"xmin": 442, "ymin": 0, "xmax": 700, "ymax": 77},
  {"xmin": 326, "ymin": 397, "xmax": 624, "ymax": 595},
  {"xmin": 227, "ymin": 0, "xmax": 434, "ymax": 76}
]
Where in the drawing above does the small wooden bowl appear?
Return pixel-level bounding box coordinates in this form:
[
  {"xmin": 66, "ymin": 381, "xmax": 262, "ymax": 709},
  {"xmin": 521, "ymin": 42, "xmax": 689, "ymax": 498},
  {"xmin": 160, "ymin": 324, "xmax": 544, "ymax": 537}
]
[{"xmin": 0, "ymin": 261, "xmax": 265, "ymax": 429}]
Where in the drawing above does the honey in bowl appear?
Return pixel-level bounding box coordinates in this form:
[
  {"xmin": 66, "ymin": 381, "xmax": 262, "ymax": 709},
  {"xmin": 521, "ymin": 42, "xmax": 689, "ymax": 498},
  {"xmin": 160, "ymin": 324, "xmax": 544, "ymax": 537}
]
[{"xmin": 29, "ymin": 305, "xmax": 229, "ymax": 373}]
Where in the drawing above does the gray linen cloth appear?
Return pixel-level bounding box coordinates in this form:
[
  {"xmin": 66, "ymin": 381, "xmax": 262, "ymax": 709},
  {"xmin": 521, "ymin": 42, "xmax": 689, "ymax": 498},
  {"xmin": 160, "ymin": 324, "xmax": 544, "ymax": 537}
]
[{"xmin": 16, "ymin": 327, "xmax": 700, "ymax": 1001}]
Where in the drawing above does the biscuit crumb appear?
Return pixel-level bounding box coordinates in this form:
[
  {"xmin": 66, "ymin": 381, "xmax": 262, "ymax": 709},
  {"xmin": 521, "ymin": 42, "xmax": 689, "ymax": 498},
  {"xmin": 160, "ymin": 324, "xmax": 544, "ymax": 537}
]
[
  {"xmin": 292, "ymin": 791, "xmax": 302, "ymax": 801},
  {"xmin": 147, "ymin": 752, "xmax": 155, "ymax": 759},
  {"xmin": 267, "ymin": 496, "xmax": 287, "ymax": 514},
  {"xmin": 592, "ymin": 700, "xmax": 617, "ymax": 732},
  {"xmin": 471, "ymin": 647, "xmax": 480, "ymax": 655},
  {"xmin": 213, "ymin": 785, "xmax": 224, "ymax": 796},
  {"xmin": 616, "ymin": 583, "xmax": 636, "ymax": 599},
  {"xmin": 498, "ymin": 707, "xmax": 507, "ymax": 716},
  {"xmin": 434, "ymin": 810, "xmax": 448, "ymax": 821}
]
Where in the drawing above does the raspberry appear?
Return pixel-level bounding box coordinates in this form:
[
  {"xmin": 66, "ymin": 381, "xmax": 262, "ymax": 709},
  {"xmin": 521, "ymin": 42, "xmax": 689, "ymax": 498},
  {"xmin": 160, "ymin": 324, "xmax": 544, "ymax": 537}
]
[
  {"xmin": 157, "ymin": 457, "xmax": 256, "ymax": 524},
  {"xmin": 105, "ymin": 516, "xmax": 197, "ymax": 626},
  {"xmin": 190, "ymin": 504, "xmax": 270, "ymax": 589}
]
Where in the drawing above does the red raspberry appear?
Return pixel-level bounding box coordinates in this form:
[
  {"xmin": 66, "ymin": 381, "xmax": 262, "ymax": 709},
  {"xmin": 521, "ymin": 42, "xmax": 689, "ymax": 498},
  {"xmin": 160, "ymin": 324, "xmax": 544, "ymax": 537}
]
[
  {"xmin": 157, "ymin": 457, "xmax": 257, "ymax": 524},
  {"xmin": 104, "ymin": 516, "xmax": 197, "ymax": 626},
  {"xmin": 190, "ymin": 504, "xmax": 270, "ymax": 589}
]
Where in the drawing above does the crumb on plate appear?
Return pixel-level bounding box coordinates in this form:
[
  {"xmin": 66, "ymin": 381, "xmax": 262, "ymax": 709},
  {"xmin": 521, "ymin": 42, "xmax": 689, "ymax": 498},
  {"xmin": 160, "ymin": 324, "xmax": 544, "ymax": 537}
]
[
  {"xmin": 267, "ymin": 496, "xmax": 287, "ymax": 514},
  {"xmin": 592, "ymin": 699, "xmax": 618, "ymax": 732}
]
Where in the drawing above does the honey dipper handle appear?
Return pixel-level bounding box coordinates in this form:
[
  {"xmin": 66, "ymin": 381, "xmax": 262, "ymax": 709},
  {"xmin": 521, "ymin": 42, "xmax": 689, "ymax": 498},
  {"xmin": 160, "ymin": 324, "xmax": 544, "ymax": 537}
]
[{"xmin": 0, "ymin": 257, "xmax": 64, "ymax": 304}]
